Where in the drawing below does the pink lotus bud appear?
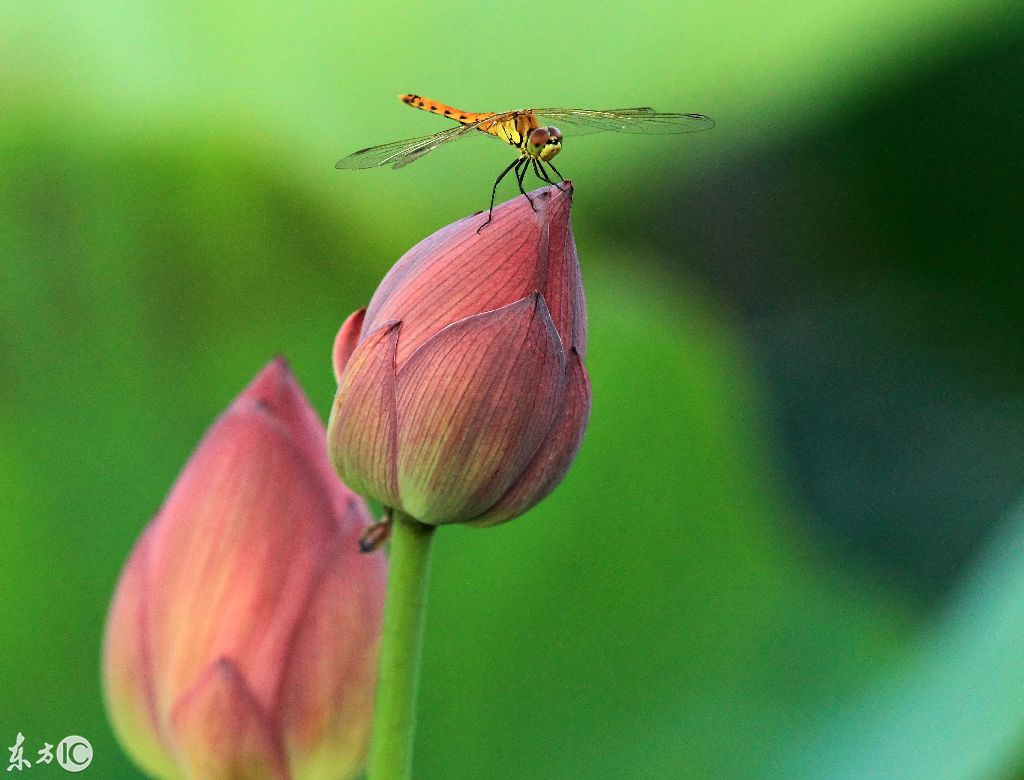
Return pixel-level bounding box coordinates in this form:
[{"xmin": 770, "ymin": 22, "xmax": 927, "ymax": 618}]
[
  {"xmin": 103, "ymin": 359, "xmax": 386, "ymax": 780},
  {"xmin": 328, "ymin": 184, "xmax": 590, "ymax": 526}
]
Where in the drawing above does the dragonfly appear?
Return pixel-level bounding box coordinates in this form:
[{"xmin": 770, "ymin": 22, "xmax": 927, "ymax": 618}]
[{"xmin": 337, "ymin": 94, "xmax": 714, "ymax": 228}]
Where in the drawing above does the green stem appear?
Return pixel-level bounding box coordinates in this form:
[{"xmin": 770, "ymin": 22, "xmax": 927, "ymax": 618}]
[{"xmin": 367, "ymin": 511, "xmax": 436, "ymax": 780}]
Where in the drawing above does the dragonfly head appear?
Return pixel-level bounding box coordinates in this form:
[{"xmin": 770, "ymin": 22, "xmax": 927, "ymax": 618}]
[{"xmin": 527, "ymin": 126, "xmax": 562, "ymax": 161}]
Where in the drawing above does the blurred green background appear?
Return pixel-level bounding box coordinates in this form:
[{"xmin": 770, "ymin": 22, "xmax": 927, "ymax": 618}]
[{"xmin": 2, "ymin": 1, "xmax": 1022, "ymax": 777}]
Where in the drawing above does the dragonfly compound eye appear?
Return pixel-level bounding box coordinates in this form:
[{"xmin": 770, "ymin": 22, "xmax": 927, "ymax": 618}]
[
  {"xmin": 528, "ymin": 127, "xmax": 551, "ymax": 147},
  {"xmin": 546, "ymin": 126, "xmax": 562, "ymax": 142}
]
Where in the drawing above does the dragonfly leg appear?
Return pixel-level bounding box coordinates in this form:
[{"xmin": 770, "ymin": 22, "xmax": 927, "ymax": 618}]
[
  {"xmin": 531, "ymin": 159, "xmax": 552, "ymax": 184},
  {"xmin": 546, "ymin": 161, "xmax": 569, "ymax": 191},
  {"xmin": 516, "ymin": 159, "xmax": 536, "ymax": 211},
  {"xmin": 478, "ymin": 157, "xmax": 523, "ymax": 233},
  {"xmin": 532, "ymin": 159, "xmax": 565, "ymax": 190}
]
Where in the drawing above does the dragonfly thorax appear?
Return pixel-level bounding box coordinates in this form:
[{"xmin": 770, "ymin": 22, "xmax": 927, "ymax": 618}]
[{"xmin": 525, "ymin": 126, "xmax": 563, "ymax": 161}]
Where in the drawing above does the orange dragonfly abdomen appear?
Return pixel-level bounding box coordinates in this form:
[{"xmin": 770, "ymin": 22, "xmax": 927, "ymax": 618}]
[{"xmin": 399, "ymin": 94, "xmax": 539, "ymax": 148}]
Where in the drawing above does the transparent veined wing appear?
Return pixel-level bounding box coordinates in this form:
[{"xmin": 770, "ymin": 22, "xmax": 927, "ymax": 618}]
[
  {"xmin": 336, "ymin": 120, "xmax": 492, "ymax": 170},
  {"xmin": 529, "ymin": 107, "xmax": 714, "ymax": 137}
]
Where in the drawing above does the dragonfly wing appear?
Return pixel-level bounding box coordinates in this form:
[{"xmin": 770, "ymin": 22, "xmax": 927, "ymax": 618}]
[
  {"xmin": 335, "ymin": 123, "xmax": 479, "ymax": 169},
  {"xmin": 390, "ymin": 124, "xmax": 487, "ymax": 169},
  {"xmin": 336, "ymin": 123, "xmax": 481, "ymax": 170},
  {"xmin": 530, "ymin": 108, "xmax": 715, "ymax": 137}
]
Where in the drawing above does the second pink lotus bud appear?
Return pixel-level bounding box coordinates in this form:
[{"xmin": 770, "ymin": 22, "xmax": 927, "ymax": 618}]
[
  {"xmin": 328, "ymin": 185, "xmax": 591, "ymax": 526},
  {"xmin": 103, "ymin": 360, "xmax": 386, "ymax": 780}
]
